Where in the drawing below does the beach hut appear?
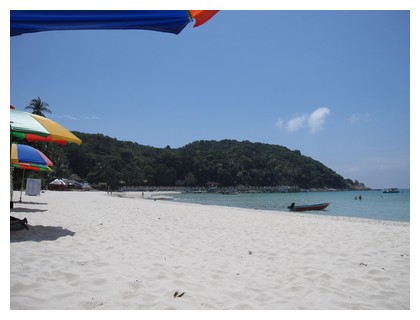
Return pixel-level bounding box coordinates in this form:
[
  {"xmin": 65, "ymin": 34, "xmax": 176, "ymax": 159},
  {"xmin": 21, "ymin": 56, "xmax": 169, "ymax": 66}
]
[{"xmin": 49, "ymin": 179, "xmax": 67, "ymax": 191}]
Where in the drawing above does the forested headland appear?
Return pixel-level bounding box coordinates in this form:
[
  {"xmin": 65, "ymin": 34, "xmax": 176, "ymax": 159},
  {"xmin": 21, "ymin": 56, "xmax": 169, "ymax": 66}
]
[{"xmin": 13, "ymin": 132, "xmax": 367, "ymax": 191}]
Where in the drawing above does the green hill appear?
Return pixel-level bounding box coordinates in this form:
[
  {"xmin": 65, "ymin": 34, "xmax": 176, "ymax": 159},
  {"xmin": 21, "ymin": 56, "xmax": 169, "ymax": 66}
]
[{"xmin": 36, "ymin": 132, "xmax": 361, "ymax": 190}]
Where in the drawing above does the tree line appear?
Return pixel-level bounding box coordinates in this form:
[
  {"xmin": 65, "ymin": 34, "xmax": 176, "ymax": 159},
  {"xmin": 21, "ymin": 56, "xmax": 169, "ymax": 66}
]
[{"xmin": 20, "ymin": 132, "xmax": 358, "ymax": 190}]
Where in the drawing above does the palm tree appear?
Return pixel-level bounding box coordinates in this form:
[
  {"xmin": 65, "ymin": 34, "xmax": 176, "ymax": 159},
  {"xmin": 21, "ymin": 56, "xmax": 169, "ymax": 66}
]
[{"xmin": 25, "ymin": 97, "xmax": 52, "ymax": 117}]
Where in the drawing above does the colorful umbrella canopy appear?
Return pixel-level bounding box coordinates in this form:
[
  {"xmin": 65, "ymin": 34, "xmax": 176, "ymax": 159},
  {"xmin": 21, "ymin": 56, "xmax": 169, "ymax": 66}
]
[
  {"xmin": 11, "ymin": 143, "xmax": 54, "ymax": 202},
  {"xmin": 11, "ymin": 143, "xmax": 54, "ymax": 167},
  {"xmin": 11, "ymin": 146, "xmax": 53, "ymax": 203},
  {"xmin": 10, "ymin": 108, "xmax": 82, "ymax": 145},
  {"xmin": 12, "ymin": 162, "xmax": 53, "ymax": 172},
  {"xmin": 10, "ymin": 10, "xmax": 219, "ymax": 36}
]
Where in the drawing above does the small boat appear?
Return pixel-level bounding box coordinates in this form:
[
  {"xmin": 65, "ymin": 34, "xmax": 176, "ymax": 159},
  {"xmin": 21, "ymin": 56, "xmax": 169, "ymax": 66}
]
[
  {"xmin": 383, "ymin": 188, "xmax": 400, "ymax": 193},
  {"xmin": 287, "ymin": 202, "xmax": 330, "ymax": 212}
]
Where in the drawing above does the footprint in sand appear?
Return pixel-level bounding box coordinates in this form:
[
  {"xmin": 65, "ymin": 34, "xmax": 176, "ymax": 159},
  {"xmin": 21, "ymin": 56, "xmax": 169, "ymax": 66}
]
[{"xmin": 82, "ymin": 297, "xmax": 104, "ymax": 309}]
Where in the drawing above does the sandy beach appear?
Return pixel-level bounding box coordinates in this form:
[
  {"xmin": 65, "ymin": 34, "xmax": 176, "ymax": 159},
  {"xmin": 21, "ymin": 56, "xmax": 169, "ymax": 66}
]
[{"xmin": 10, "ymin": 190, "xmax": 409, "ymax": 310}]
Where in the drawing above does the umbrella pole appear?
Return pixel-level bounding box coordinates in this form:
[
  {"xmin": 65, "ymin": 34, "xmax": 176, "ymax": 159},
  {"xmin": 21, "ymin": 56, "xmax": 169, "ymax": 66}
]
[
  {"xmin": 10, "ymin": 166, "xmax": 14, "ymax": 208},
  {"xmin": 19, "ymin": 169, "xmax": 26, "ymax": 202},
  {"xmin": 10, "ymin": 134, "xmax": 14, "ymax": 208}
]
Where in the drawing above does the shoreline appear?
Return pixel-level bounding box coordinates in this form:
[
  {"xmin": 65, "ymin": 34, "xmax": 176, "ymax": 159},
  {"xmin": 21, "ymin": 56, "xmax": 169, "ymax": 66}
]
[
  {"xmin": 10, "ymin": 190, "xmax": 410, "ymax": 309},
  {"xmin": 116, "ymin": 190, "xmax": 409, "ymax": 224},
  {"xmin": 114, "ymin": 190, "xmax": 409, "ymax": 225}
]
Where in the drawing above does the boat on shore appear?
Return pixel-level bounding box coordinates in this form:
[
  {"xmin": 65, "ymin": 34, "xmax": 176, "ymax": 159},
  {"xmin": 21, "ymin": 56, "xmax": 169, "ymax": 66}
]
[{"xmin": 287, "ymin": 202, "xmax": 330, "ymax": 212}]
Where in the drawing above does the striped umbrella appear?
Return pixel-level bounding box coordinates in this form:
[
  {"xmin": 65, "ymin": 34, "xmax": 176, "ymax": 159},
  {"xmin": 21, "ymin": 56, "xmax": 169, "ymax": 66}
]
[
  {"xmin": 10, "ymin": 108, "xmax": 82, "ymax": 145},
  {"xmin": 12, "ymin": 162, "xmax": 53, "ymax": 172},
  {"xmin": 11, "ymin": 143, "xmax": 54, "ymax": 167},
  {"xmin": 11, "ymin": 143, "xmax": 53, "ymax": 202}
]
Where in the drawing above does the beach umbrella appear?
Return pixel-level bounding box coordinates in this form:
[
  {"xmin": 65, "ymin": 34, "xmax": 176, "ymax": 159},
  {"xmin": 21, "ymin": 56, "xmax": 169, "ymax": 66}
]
[
  {"xmin": 11, "ymin": 144, "xmax": 54, "ymax": 202},
  {"xmin": 11, "ymin": 143, "xmax": 54, "ymax": 167},
  {"xmin": 9, "ymin": 107, "xmax": 79, "ymax": 208},
  {"xmin": 13, "ymin": 163, "xmax": 53, "ymax": 202},
  {"xmin": 12, "ymin": 162, "xmax": 53, "ymax": 172},
  {"xmin": 10, "ymin": 10, "xmax": 219, "ymax": 37},
  {"xmin": 10, "ymin": 108, "xmax": 82, "ymax": 145}
]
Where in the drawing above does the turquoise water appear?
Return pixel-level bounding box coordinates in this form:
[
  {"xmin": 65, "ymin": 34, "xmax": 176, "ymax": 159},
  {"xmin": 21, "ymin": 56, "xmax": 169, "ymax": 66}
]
[{"xmin": 173, "ymin": 190, "xmax": 410, "ymax": 222}]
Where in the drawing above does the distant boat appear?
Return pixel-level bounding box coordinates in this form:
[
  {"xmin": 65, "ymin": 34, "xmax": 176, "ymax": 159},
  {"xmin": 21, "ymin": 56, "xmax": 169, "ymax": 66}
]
[
  {"xmin": 287, "ymin": 202, "xmax": 330, "ymax": 212},
  {"xmin": 383, "ymin": 188, "xmax": 400, "ymax": 193}
]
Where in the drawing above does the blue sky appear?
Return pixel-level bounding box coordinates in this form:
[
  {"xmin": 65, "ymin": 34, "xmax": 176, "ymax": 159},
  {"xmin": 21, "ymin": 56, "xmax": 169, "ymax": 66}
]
[{"xmin": 8, "ymin": 9, "xmax": 411, "ymax": 189}]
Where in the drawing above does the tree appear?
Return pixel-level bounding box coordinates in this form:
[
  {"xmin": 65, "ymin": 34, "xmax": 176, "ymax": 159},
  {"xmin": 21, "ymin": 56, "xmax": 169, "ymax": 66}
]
[
  {"xmin": 25, "ymin": 97, "xmax": 52, "ymax": 117},
  {"xmin": 184, "ymin": 172, "xmax": 197, "ymax": 186}
]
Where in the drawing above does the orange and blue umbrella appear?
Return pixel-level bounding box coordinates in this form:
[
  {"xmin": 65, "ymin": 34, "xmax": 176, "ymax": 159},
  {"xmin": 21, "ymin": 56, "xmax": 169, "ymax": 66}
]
[
  {"xmin": 10, "ymin": 10, "xmax": 219, "ymax": 36},
  {"xmin": 10, "ymin": 108, "xmax": 82, "ymax": 145},
  {"xmin": 11, "ymin": 143, "xmax": 54, "ymax": 167}
]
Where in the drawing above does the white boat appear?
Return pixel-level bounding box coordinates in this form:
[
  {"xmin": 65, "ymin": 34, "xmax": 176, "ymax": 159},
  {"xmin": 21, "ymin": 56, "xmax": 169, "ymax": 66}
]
[{"xmin": 383, "ymin": 188, "xmax": 400, "ymax": 193}]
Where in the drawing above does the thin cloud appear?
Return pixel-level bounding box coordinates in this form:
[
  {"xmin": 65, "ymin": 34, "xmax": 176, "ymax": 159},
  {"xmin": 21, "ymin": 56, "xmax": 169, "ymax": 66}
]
[
  {"xmin": 82, "ymin": 115, "xmax": 101, "ymax": 120},
  {"xmin": 53, "ymin": 114, "xmax": 79, "ymax": 120},
  {"xmin": 53, "ymin": 114, "xmax": 101, "ymax": 121},
  {"xmin": 287, "ymin": 114, "xmax": 308, "ymax": 132},
  {"xmin": 308, "ymin": 107, "xmax": 330, "ymax": 133},
  {"xmin": 348, "ymin": 112, "xmax": 371, "ymax": 125},
  {"xmin": 347, "ymin": 167, "xmax": 360, "ymax": 173},
  {"xmin": 275, "ymin": 118, "xmax": 284, "ymax": 129},
  {"xmin": 63, "ymin": 114, "xmax": 79, "ymax": 121}
]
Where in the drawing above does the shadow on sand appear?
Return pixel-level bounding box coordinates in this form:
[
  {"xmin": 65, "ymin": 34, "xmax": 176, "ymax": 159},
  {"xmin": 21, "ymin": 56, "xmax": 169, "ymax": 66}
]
[
  {"xmin": 10, "ymin": 207, "xmax": 48, "ymax": 213},
  {"xmin": 10, "ymin": 225, "xmax": 75, "ymax": 243},
  {"xmin": 16, "ymin": 201, "xmax": 48, "ymax": 205}
]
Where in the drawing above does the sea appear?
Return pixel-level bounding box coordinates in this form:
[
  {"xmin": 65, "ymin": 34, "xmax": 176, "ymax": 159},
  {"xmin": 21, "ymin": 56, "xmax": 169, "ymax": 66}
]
[{"xmin": 172, "ymin": 189, "xmax": 410, "ymax": 222}]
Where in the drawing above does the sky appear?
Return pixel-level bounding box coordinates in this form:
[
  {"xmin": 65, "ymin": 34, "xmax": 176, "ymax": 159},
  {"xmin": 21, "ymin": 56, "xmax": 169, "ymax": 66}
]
[{"xmin": 5, "ymin": 5, "xmax": 414, "ymax": 190}]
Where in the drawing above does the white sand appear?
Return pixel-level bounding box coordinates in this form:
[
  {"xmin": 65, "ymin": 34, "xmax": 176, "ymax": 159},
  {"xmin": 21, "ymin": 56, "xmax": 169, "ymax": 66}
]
[{"xmin": 10, "ymin": 190, "xmax": 409, "ymax": 310}]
